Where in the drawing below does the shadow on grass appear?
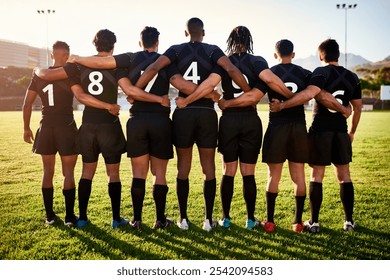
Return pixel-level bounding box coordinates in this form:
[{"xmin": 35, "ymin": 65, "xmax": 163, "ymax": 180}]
[{"xmin": 56, "ymin": 220, "xmax": 390, "ymax": 260}]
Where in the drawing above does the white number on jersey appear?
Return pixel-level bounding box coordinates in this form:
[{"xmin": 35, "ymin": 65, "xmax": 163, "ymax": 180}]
[
  {"xmin": 285, "ymin": 82, "xmax": 298, "ymax": 94},
  {"xmin": 88, "ymin": 71, "xmax": 104, "ymax": 95},
  {"xmin": 328, "ymin": 90, "xmax": 344, "ymax": 113},
  {"xmin": 42, "ymin": 84, "xmax": 54, "ymax": 106},
  {"xmin": 183, "ymin": 62, "xmax": 201, "ymax": 84},
  {"xmin": 232, "ymin": 74, "xmax": 249, "ymax": 98},
  {"xmin": 141, "ymin": 71, "xmax": 158, "ymax": 92}
]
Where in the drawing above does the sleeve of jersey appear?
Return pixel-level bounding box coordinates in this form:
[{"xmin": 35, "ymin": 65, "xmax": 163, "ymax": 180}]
[
  {"xmin": 27, "ymin": 76, "xmax": 38, "ymax": 91},
  {"xmin": 116, "ymin": 67, "xmax": 129, "ymax": 80},
  {"xmin": 352, "ymin": 74, "xmax": 362, "ymax": 99},
  {"xmin": 252, "ymin": 56, "xmax": 269, "ymax": 76},
  {"xmin": 254, "ymin": 80, "xmax": 268, "ymax": 93},
  {"xmin": 162, "ymin": 46, "xmax": 177, "ymax": 64},
  {"xmin": 63, "ymin": 63, "xmax": 81, "ymax": 86},
  {"xmin": 211, "ymin": 65, "xmax": 224, "ymax": 76},
  {"xmin": 211, "ymin": 46, "xmax": 225, "ymax": 62},
  {"xmin": 308, "ymin": 68, "xmax": 326, "ymax": 89},
  {"xmin": 166, "ymin": 63, "xmax": 180, "ymax": 79},
  {"xmin": 114, "ymin": 53, "xmax": 132, "ymax": 68}
]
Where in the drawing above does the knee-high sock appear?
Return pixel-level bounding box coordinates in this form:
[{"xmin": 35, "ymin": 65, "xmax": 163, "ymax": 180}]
[
  {"xmin": 42, "ymin": 187, "xmax": 54, "ymax": 219},
  {"xmin": 293, "ymin": 195, "xmax": 306, "ymax": 224},
  {"xmin": 131, "ymin": 178, "xmax": 145, "ymax": 221},
  {"xmin": 203, "ymin": 178, "xmax": 216, "ymax": 222},
  {"xmin": 176, "ymin": 178, "xmax": 189, "ymax": 220},
  {"xmin": 108, "ymin": 182, "xmax": 122, "ymax": 222},
  {"xmin": 153, "ymin": 185, "xmax": 169, "ymax": 222},
  {"xmin": 63, "ymin": 188, "xmax": 76, "ymax": 220},
  {"xmin": 340, "ymin": 182, "xmax": 354, "ymax": 222},
  {"xmin": 266, "ymin": 191, "xmax": 278, "ymax": 223},
  {"xmin": 78, "ymin": 179, "xmax": 92, "ymax": 221},
  {"xmin": 309, "ymin": 182, "xmax": 323, "ymax": 224},
  {"xmin": 243, "ymin": 175, "xmax": 257, "ymax": 220},
  {"xmin": 220, "ymin": 175, "xmax": 234, "ymax": 219}
]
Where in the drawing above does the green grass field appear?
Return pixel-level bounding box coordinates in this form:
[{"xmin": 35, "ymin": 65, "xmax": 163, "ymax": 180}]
[{"xmin": 0, "ymin": 108, "xmax": 389, "ymax": 260}]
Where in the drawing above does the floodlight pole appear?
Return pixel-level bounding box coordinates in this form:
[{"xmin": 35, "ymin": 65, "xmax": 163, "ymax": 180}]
[
  {"xmin": 336, "ymin": 4, "xmax": 357, "ymax": 69},
  {"xmin": 37, "ymin": 9, "xmax": 55, "ymax": 67}
]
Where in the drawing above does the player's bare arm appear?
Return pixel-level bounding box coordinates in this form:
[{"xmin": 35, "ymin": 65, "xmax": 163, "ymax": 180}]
[
  {"xmin": 348, "ymin": 99, "xmax": 363, "ymax": 143},
  {"xmin": 22, "ymin": 89, "xmax": 38, "ymax": 144},
  {"xmin": 71, "ymin": 84, "xmax": 121, "ymax": 116},
  {"xmin": 259, "ymin": 69, "xmax": 294, "ymax": 99},
  {"xmin": 68, "ymin": 55, "xmax": 117, "ymax": 69},
  {"xmin": 218, "ymin": 88, "xmax": 264, "ymax": 110},
  {"xmin": 118, "ymin": 77, "xmax": 170, "ymax": 108},
  {"xmin": 315, "ymin": 90, "xmax": 352, "ymax": 118},
  {"xmin": 174, "ymin": 73, "xmax": 221, "ymax": 108},
  {"xmin": 170, "ymin": 74, "xmax": 219, "ymax": 101},
  {"xmin": 217, "ymin": 56, "xmax": 251, "ymax": 92},
  {"xmin": 136, "ymin": 55, "xmax": 171, "ymax": 88},
  {"xmin": 270, "ymin": 84, "xmax": 320, "ymax": 112},
  {"xmin": 34, "ymin": 67, "xmax": 68, "ymax": 81}
]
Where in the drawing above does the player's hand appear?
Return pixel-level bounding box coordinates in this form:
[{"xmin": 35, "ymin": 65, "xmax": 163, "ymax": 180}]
[
  {"xmin": 107, "ymin": 104, "xmax": 120, "ymax": 116},
  {"xmin": 23, "ymin": 129, "xmax": 34, "ymax": 144},
  {"xmin": 175, "ymin": 97, "xmax": 187, "ymax": 108},
  {"xmin": 160, "ymin": 95, "xmax": 170, "ymax": 108},
  {"xmin": 206, "ymin": 91, "xmax": 221, "ymax": 103},
  {"xmin": 269, "ymin": 99, "xmax": 282, "ymax": 112},
  {"xmin": 348, "ymin": 132, "xmax": 355, "ymax": 143},
  {"xmin": 67, "ymin": 54, "xmax": 79, "ymax": 63},
  {"xmin": 126, "ymin": 96, "xmax": 134, "ymax": 105},
  {"xmin": 218, "ymin": 98, "xmax": 227, "ymax": 110},
  {"xmin": 342, "ymin": 104, "xmax": 352, "ymax": 118}
]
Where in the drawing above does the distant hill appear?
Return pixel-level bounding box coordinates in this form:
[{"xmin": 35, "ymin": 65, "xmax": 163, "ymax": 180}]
[{"xmin": 294, "ymin": 53, "xmax": 373, "ymax": 71}]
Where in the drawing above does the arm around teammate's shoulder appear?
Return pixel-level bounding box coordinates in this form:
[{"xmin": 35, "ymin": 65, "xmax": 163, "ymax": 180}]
[
  {"xmin": 136, "ymin": 55, "xmax": 171, "ymax": 88},
  {"xmin": 217, "ymin": 56, "xmax": 250, "ymax": 92}
]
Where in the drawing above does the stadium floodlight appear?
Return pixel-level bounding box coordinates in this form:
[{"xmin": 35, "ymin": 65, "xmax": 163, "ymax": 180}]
[
  {"xmin": 336, "ymin": 4, "xmax": 358, "ymax": 68},
  {"xmin": 37, "ymin": 9, "xmax": 56, "ymax": 67}
]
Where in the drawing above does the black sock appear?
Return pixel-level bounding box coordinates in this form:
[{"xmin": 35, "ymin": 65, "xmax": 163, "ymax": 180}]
[
  {"xmin": 131, "ymin": 178, "xmax": 145, "ymax": 221},
  {"xmin": 78, "ymin": 179, "xmax": 92, "ymax": 221},
  {"xmin": 203, "ymin": 178, "xmax": 216, "ymax": 222},
  {"xmin": 108, "ymin": 182, "xmax": 122, "ymax": 222},
  {"xmin": 62, "ymin": 188, "xmax": 76, "ymax": 221},
  {"xmin": 266, "ymin": 191, "xmax": 278, "ymax": 223},
  {"xmin": 243, "ymin": 175, "xmax": 257, "ymax": 221},
  {"xmin": 220, "ymin": 175, "xmax": 234, "ymax": 219},
  {"xmin": 153, "ymin": 185, "xmax": 169, "ymax": 222},
  {"xmin": 340, "ymin": 182, "xmax": 354, "ymax": 223},
  {"xmin": 176, "ymin": 178, "xmax": 189, "ymax": 220},
  {"xmin": 42, "ymin": 187, "xmax": 54, "ymax": 219},
  {"xmin": 309, "ymin": 181, "xmax": 323, "ymax": 224},
  {"xmin": 293, "ymin": 195, "xmax": 306, "ymax": 224}
]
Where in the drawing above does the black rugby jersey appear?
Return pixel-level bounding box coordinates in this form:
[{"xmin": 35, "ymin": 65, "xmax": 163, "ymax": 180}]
[
  {"xmin": 115, "ymin": 51, "xmax": 170, "ymax": 114},
  {"xmin": 163, "ymin": 41, "xmax": 225, "ymax": 108},
  {"xmin": 309, "ymin": 65, "xmax": 361, "ymax": 132},
  {"xmin": 268, "ymin": 63, "xmax": 312, "ymax": 124},
  {"xmin": 64, "ymin": 62, "xmax": 119, "ymax": 124},
  {"xmin": 28, "ymin": 66, "xmax": 74, "ymax": 125},
  {"xmin": 221, "ymin": 53, "xmax": 268, "ymax": 112}
]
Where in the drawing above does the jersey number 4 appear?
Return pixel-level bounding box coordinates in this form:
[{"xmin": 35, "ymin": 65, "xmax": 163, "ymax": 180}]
[{"xmin": 183, "ymin": 62, "xmax": 201, "ymax": 84}]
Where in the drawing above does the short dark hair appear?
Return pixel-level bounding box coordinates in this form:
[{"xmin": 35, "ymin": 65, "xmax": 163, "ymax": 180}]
[
  {"xmin": 186, "ymin": 17, "xmax": 204, "ymax": 35},
  {"xmin": 141, "ymin": 26, "xmax": 160, "ymax": 48},
  {"xmin": 52, "ymin": 41, "xmax": 70, "ymax": 52},
  {"xmin": 318, "ymin": 39, "xmax": 339, "ymax": 62},
  {"xmin": 93, "ymin": 29, "xmax": 116, "ymax": 52},
  {"xmin": 275, "ymin": 39, "xmax": 293, "ymax": 57},
  {"xmin": 226, "ymin": 26, "xmax": 253, "ymax": 56}
]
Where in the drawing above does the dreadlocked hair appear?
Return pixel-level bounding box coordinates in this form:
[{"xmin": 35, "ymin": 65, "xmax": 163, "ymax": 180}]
[{"xmin": 226, "ymin": 26, "xmax": 253, "ymax": 56}]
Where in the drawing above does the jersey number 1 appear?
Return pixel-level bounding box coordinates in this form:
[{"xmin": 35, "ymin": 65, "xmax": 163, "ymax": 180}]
[{"xmin": 42, "ymin": 84, "xmax": 54, "ymax": 106}]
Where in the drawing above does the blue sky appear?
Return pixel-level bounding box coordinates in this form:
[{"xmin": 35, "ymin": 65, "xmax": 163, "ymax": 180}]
[{"xmin": 0, "ymin": 0, "xmax": 389, "ymax": 66}]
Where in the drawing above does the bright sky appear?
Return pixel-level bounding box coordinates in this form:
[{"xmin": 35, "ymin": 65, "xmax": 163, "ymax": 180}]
[{"xmin": 0, "ymin": 0, "xmax": 389, "ymax": 66}]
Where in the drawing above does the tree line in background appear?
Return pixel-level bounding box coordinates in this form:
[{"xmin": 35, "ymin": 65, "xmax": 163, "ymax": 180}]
[{"xmin": 0, "ymin": 64, "xmax": 389, "ymax": 110}]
